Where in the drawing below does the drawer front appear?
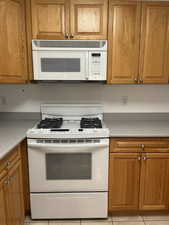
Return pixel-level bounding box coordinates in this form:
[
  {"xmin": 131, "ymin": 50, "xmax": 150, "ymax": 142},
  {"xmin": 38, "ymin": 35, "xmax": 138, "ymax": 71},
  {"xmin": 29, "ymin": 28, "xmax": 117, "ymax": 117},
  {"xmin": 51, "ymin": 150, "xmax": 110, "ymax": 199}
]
[
  {"xmin": 110, "ymin": 139, "xmax": 169, "ymax": 153},
  {"xmin": 140, "ymin": 140, "xmax": 169, "ymax": 153},
  {"xmin": 1, "ymin": 145, "xmax": 21, "ymax": 171},
  {"xmin": 110, "ymin": 139, "xmax": 140, "ymax": 153}
]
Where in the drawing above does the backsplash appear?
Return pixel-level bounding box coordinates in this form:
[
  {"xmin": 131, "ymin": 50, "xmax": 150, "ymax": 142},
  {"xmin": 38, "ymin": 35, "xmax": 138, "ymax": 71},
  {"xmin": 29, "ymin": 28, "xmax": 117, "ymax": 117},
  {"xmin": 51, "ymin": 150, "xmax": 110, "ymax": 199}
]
[{"xmin": 1, "ymin": 83, "xmax": 169, "ymax": 113}]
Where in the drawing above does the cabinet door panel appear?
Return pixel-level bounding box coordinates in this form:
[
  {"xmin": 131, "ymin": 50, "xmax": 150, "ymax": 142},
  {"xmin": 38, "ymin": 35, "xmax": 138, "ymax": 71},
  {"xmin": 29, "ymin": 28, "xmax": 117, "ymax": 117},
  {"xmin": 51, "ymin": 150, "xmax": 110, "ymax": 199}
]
[
  {"xmin": 0, "ymin": 0, "xmax": 28, "ymax": 83},
  {"xmin": 31, "ymin": 0, "xmax": 68, "ymax": 39},
  {"xmin": 140, "ymin": 2, "xmax": 169, "ymax": 83},
  {"xmin": 140, "ymin": 153, "xmax": 169, "ymax": 211},
  {"xmin": 108, "ymin": 0, "xmax": 141, "ymax": 84},
  {"xmin": 0, "ymin": 175, "xmax": 7, "ymax": 225},
  {"xmin": 70, "ymin": 0, "xmax": 108, "ymax": 39},
  {"xmin": 5, "ymin": 160, "xmax": 24, "ymax": 225},
  {"xmin": 109, "ymin": 153, "xmax": 140, "ymax": 211}
]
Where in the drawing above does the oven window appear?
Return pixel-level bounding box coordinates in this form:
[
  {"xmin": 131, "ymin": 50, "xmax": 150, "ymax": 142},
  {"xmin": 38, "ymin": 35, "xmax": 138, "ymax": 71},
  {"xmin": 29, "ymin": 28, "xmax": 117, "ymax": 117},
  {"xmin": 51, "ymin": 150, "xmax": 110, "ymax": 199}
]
[
  {"xmin": 41, "ymin": 58, "xmax": 80, "ymax": 72},
  {"xmin": 46, "ymin": 153, "xmax": 92, "ymax": 180}
]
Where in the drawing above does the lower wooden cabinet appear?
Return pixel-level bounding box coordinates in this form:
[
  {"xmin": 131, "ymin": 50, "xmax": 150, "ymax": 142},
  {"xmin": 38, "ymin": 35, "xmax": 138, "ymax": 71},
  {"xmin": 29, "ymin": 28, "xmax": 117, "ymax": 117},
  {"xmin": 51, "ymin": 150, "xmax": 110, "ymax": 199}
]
[
  {"xmin": 0, "ymin": 175, "xmax": 7, "ymax": 225},
  {"xmin": 109, "ymin": 139, "xmax": 169, "ymax": 212},
  {"xmin": 0, "ymin": 145, "xmax": 25, "ymax": 225},
  {"xmin": 109, "ymin": 153, "xmax": 140, "ymax": 211},
  {"xmin": 5, "ymin": 160, "xmax": 24, "ymax": 225},
  {"xmin": 140, "ymin": 153, "xmax": 169, "ymax": 211}
]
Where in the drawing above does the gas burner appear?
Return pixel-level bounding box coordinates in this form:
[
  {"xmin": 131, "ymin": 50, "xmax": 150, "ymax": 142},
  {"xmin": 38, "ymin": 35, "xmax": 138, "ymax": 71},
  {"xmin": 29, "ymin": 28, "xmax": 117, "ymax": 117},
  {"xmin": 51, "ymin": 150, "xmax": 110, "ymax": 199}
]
[
  {"xmin": 37, "ymin": 118, "xmax": 63, "ymax": 129},
  {"xmin": 80, "ymin": 117, "xmax": 102, "ymax": 129}
]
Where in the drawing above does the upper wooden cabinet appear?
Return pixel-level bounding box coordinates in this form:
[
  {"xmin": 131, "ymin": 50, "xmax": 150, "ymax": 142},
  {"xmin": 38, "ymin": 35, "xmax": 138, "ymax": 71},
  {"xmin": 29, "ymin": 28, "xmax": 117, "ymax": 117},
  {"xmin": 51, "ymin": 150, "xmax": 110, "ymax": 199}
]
[
  {"xmin": 108, "ymin": 0, "xmax": 141, "ymax": 84},
  {"xmin": 139, "ymin": 1, "xmax": 169, "ymax": 84},
  {"xmin": 70, "ymin": 0, "xmax": 108, "ymax": 39},
  {"xmin": 0, "ymin": 0, "xmax": 28, "ymax": 83},
  {"xmin": 108, "ymin": 1, "xmax": 169, "ymax": 84},
  {"xmin": 31, "ymin": 0, "xmax": 69, "ymax": 39},
  {"xmin": 31, "ymin": 0, "xmax": 108, "ymax": 40}
]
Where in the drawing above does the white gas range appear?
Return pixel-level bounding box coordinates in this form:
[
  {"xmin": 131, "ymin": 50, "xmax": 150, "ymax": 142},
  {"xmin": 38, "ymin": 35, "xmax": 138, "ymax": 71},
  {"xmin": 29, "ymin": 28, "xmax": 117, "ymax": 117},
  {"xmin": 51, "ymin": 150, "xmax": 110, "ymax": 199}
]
[{"xmin": 27, "ymin": 104, "xmax": 109, "ymax": 219}]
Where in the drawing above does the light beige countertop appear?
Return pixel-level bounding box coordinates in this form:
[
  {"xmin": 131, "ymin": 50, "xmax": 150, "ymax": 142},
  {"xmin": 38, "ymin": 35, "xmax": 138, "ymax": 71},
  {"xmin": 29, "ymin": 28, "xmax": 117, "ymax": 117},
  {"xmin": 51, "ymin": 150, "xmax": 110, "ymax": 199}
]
[{"xmin": 0, "ymin": 119, "xmax": 37, "ymax": 160}]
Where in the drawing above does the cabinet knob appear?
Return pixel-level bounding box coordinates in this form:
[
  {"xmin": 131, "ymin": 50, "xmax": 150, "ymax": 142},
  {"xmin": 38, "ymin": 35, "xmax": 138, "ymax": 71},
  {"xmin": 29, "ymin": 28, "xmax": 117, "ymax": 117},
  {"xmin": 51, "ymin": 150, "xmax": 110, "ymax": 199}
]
[
  {"xmin": 143, "ymin": 156, "xmax": 147, "ymax": 160},
  {"xmin": 65, "ymin": 33, "xmax": 69, "ymax": 39},
  {"xmin": 138, "ymin": 156, "xmax": 141, "ymax": 161},
  {"xmin": 141, "ymin": 144, "xmax": 145, "ymax": 150},
  {"xmin": 139, "ymin": 78, "xmax": 143, "ymax": 84},
  {"xmin": 134, "ymin": 78, "xmax": 138, "ymax": 83},
  {"xmin": 70, "ymin": 34, "xmax": 74, "ymax": 39}
]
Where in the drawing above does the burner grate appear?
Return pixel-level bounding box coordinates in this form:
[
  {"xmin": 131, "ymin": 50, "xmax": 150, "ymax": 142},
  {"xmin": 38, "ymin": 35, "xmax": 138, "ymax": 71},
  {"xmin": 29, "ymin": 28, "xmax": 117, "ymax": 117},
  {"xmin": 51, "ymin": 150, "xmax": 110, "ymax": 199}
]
[
  {"xmin": 80, "ymin": 117, "xmax": 102, "ymax": 129},
  {"xmin": 37, "ymin": 118, "xmax": 63, "ymax": 129}
]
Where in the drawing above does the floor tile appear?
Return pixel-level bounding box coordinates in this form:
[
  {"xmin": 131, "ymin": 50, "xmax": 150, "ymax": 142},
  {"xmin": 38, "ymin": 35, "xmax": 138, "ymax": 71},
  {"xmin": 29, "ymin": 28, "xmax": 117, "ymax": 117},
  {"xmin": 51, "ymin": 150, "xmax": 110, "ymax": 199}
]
[
  {"xmin": 112, "ymin": 216, "xmax": 143, "ymax": 222},
  {"xmin": 143, "ymin": 215, "xmax": 169, "ymax": 221},
  {"xmin": 81, "ymin": 222, "xmax": 112, "ymax": 225},
  {"xmin": 145, "ymin": 222, "xmax": 169, "ymax": 225},
  {"xmin": 29, "ymin": 223, "xmax": 49, "ymax": 225},
  {"xmin": 49, "ymin": 222, "xmax": 81, "ymax": 225},
  {"xmin": 81, "ymin": 217, "xmax": 112, "ymax": 223},
  {"xmin": 113, "ymin": 222, "xmax": 145, "ymax": 225},
  {"xmin": 49, "ymin": 220, "xmax": 80, "ymax": 224}
]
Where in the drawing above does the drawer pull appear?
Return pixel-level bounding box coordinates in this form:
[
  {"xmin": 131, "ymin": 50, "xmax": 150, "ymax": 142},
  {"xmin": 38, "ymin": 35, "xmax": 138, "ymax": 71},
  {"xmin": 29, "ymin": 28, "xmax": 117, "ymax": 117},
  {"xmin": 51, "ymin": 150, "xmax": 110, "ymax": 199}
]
[{"xmin": 141, "ymin": 144, "xmax": 145, "ymax": 150}]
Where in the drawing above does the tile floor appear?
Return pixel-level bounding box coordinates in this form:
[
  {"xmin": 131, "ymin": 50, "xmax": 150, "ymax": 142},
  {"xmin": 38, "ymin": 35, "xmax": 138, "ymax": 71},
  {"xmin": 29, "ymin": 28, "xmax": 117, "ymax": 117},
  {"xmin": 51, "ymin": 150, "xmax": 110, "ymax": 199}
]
[{"xmin": 24, "ymin": 215, "xmax": 169, "ymax": 225}]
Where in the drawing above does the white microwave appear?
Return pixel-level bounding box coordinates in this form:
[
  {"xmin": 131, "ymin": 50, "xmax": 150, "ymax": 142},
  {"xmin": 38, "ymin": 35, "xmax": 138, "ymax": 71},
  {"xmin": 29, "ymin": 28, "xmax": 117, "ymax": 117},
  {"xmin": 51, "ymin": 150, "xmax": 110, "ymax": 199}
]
[{"xmin": 32, "ymin": 40, "xmax": 107, "ymax": 81}]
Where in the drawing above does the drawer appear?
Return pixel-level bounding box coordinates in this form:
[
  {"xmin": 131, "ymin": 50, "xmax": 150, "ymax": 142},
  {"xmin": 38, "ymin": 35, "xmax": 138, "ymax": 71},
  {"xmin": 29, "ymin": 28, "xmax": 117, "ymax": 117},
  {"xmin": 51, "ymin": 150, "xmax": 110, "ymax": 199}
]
[
  {"xmin": 110, "ymin": 139, "xmax": 140, "ymax": 153},
  {"xmin": 140, "ymin": 140, "xmax": 169, "ymax": 152},
  {"xmin": 110, "ymin": 138, "xmax": 169, "ymax": 153},
  {"xmin": 2, "ymin": 145, "xmax": 21, "ymax": 171}
]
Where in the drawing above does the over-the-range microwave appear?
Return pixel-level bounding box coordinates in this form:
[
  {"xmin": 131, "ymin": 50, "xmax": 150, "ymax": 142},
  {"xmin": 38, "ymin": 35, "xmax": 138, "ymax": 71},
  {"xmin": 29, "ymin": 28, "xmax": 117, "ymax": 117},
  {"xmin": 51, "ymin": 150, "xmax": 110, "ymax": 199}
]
[{"xmin": 32, "ymin": 40, "xmax": 107, "ymax": 81}]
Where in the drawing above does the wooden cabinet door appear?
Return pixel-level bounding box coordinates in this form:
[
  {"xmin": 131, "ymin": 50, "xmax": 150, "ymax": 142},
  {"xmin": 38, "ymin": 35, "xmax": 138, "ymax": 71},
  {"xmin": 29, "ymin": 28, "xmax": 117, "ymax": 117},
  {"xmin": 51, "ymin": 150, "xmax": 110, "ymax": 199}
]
[
  {"xmin": 108, "ymin": 0, "xmax": 141, "ymax": 84},
  {"xmin": 5, "ymin": 160, "xmax": 24, "ymax": 225},
  {"xmin": 140, "ymin": 2, "xmax": 169, "ymax": 84},
  {"xmin": 70, "ymin": 0, "xmax": 108, "ymax": 40},
  {"xmin": 109, "ymin": 153, "xmax": 141, "ymax": 211},
  {"xmin": 140, "ymin": 153, "xmax": 169, "ymax": 211},
  {"xmin": 0, "ymin": 173, "xmax": 7, "ymax": 225},
  {"xmin": 0, "ymin": 0, "xmax": 28, "ymax": 83},
  {"xmin": 31, "ymin": 0, "xmax": 69, "ymax": 39}
]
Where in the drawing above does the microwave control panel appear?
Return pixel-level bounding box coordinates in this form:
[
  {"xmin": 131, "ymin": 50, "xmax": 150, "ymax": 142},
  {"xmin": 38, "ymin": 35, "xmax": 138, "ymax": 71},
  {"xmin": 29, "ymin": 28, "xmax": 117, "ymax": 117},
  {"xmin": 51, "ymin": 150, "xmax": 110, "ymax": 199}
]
[{"xmin": 88, "ymin": 51, "xmax": 107, "ymax": 80}]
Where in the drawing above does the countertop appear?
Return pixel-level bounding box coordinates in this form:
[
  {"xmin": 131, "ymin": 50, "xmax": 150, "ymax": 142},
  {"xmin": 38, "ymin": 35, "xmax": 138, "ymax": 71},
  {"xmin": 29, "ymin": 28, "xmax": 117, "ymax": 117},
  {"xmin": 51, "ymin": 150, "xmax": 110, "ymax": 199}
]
[
  {"xmin": 1, "ymin": 113, "xmax": 169, "ymax": 161},
  {"xmin": 0, "ymin": 119, "xmax": 37, "ymax": 160},
  {"xmin": 105, "ymin": 119, "xmax": 169, "ymax": 137}
]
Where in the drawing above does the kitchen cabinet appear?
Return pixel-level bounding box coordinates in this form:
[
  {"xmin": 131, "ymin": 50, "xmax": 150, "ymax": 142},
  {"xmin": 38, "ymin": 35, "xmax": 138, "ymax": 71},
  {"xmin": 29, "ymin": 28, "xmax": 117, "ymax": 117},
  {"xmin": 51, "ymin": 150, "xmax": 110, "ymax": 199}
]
[
  {"xmin": 0, "ymin": 145, "xmax": 25, "ymax": 225},
  {"xmin": 0, "ymin": 172, "xmax": 7, "ymax": 225},
  {"xmin": 109, "ymin": 138, "xmax": 169, "ymax": 212},
  {"xmin": 31, "ymin": 0, "xmax": 69, "ymax": 39},
  {"xmin": 108, "ymin": 1, "xmax": 169, "ymax": 84},
  {"xmin": 31, "ymin": 0, "xmax": 108, "ymax": 40},
  {"xmin": 140, "ymin": 153, "xmax": 169, "ymax": 211},
  {"xmin": 0, "ymin": 0, "xmax": 28, "ymax": 83},
  {"xmin": 139, "ymin": 1, "xmax": 169, "ymax": 84},
  {"xmin": 109, "ymin": 153, "xmax": 140, "ymax": 211},
  {"xmin": 108, "ymin": 0, "xmax": 141, "ymax": 84}
]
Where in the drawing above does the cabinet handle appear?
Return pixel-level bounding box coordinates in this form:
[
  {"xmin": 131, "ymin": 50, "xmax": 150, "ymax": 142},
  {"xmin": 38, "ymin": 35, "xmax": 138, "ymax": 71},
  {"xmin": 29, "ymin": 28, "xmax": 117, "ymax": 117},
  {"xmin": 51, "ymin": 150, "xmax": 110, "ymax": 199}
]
[
  {"xmin": 139, "ymin": 78, "xmax": 143, "ymax": 84},
  {"xmin": 138, "ymin": 156, "xmax": 141, "ymax": 161},
  {"xmin": 143, "ymin": 156, "xmax": 147, "ymax": 160},
  {"xmin": 134, "ymin": 78, "xmax": 138, "ymax": 83},
  {"xmin": 65, "ymin": 33, "xmax": 69, "ymax": 39},
  {"xmin": 141, "ymin": 144, "xmax": 145, "ymax": 150},
  {"xmin": 4, "ymin": 179, "xmax": 11, "ymax": 185},
  {"xmin": 70, "ymin": 33, "xmax": 74, "ymax": 39}
]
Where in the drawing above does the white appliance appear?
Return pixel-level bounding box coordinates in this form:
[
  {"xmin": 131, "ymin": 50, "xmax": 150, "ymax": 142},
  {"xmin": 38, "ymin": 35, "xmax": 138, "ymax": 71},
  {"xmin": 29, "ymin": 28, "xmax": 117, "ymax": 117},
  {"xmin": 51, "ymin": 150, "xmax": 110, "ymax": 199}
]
[
  {"xmin": 27, "ymin": 104, "xmax": 109, "ymax": 219},
  {"xmin": 32, "ymin": 40, "xmax": 107, "ymax": 81}
]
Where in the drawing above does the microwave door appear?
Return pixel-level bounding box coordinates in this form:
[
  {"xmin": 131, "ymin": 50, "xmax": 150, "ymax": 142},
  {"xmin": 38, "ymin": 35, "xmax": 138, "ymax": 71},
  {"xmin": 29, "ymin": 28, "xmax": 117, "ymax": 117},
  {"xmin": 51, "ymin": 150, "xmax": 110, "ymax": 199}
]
[{"xmin": 33, "ymin": 51, "xmax": 88, "ymax": 80}]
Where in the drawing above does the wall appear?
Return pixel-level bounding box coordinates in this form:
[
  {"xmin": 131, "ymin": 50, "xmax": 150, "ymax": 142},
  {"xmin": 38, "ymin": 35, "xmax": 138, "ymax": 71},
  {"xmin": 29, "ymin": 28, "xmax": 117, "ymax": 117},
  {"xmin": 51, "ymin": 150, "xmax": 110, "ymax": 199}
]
[{"xmin": 0, "ymin": 83, "xmax": 169, "ymax": 113}]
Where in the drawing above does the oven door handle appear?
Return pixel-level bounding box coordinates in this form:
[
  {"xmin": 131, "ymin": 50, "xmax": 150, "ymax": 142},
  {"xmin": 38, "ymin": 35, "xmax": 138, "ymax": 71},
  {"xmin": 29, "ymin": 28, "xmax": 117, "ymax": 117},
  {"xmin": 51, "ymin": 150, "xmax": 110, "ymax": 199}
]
[{"xmin": 28, "ymin": 143, "xmax": 108, "ymax": 149}]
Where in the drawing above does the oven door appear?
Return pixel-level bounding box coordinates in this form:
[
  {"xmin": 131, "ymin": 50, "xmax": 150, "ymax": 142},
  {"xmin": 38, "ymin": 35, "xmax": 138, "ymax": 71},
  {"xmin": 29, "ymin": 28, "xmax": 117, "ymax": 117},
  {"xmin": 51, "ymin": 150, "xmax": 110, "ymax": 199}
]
[
  {"xmin": 33, "ymin": 50, "xmax": 88, "ymax": 80},
  {"xmin": 28, "ymin": 138, "xmax": 109, "ymax": 192}
]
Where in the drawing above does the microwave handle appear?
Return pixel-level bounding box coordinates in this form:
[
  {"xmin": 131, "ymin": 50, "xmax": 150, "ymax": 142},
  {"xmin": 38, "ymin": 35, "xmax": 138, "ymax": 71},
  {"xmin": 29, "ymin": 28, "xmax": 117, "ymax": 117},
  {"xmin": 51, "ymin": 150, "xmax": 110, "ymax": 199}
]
[{"xmin": 85, "ymin": 52, "xmax": 89, "ymax": 80}]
